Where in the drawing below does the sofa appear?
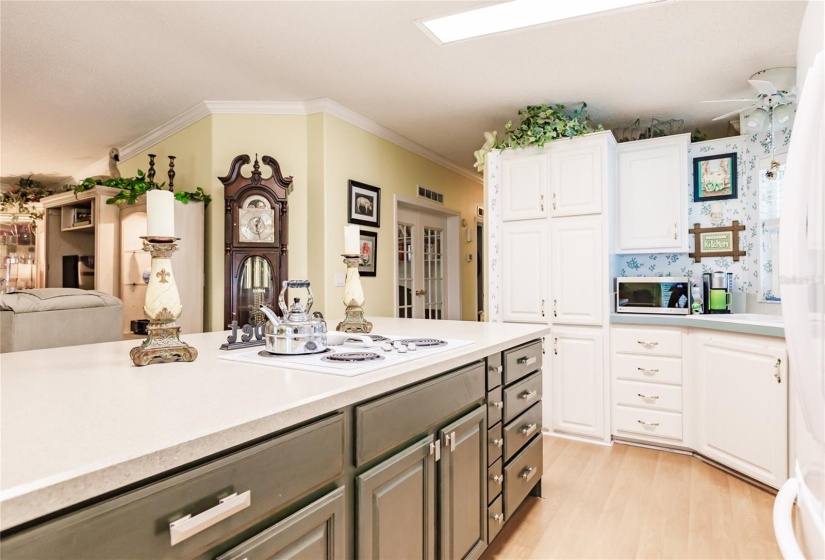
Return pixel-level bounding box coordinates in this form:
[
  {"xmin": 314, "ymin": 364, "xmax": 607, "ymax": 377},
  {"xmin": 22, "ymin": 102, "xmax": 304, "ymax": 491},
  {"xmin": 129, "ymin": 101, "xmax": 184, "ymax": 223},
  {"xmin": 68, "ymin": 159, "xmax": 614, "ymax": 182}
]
[{"xmin": 0, "ymin": 289, "xmax": 123, "ymax": 353}]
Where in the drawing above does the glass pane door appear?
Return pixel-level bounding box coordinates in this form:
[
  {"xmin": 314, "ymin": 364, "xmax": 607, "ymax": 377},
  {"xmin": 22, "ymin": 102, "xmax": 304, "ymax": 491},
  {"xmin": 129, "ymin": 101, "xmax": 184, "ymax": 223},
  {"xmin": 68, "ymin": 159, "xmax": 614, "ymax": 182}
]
[
  {"xmin": 423, "ymin": 227, "xmax": 443, "ymax": 320},
  {"xmin": 397, "ymin": 223, "xmax": 414, "ymax": 318},
  {"xmin": 396, "ymin": 207, "xmax": 449, "ymax": 320}
]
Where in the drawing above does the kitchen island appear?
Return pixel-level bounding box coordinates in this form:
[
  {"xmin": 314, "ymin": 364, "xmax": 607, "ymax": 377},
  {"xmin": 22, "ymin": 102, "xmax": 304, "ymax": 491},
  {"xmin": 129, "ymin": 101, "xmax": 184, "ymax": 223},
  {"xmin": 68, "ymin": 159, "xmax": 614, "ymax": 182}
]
[{"xmin": 1, "ymin": 318, "xmax": 550, "ymax": 559}]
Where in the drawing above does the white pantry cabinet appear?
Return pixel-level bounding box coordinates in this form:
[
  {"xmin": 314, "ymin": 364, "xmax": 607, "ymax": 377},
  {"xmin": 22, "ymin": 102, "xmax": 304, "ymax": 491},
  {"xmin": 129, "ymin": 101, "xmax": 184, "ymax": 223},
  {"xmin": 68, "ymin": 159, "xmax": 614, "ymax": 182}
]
[
  {"xmin": 550, "ymin": 326, "xmax": 605, "ymax": 439},
  {"xmin": 550, "ymin": 216, "xmax": 603, "ymax": 325},
  {"xmin": 548, "ymin": 136, "xmax": 604, "ymax": 217},
  {"xmin": 693, "ymin": 333, "xmax": 788, "ymax": 488},
  {"xmin": 615, "ymin": 134, "xmax": 689, "ymax": 253},
  {"xmin": 501, "ymin": 220, "xmax": 548, "ymax": 323},
  {"xmin": 501, "ymin": 149, "xmax": 547, "ymax": 222}
]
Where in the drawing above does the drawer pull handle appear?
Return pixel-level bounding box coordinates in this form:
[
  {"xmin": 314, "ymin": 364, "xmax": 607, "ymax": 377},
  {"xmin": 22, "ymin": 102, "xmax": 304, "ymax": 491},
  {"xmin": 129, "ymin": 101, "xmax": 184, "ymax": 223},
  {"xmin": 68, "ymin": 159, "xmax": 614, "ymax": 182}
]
[
  {"xmin": 492, "ymin": 438, "xmax": 504, "ymax": 447},
  {"xmin": 519, "ymin": 389, "xmax": 538, "ymax": 401},
  {"xmin": 491, "ymin": 474, "xmax": 503, "ymax": 485},
  {"xmin": 491, "ymin": 401, "xmax": 504, "ymax": 409},
  {"xmin": 637, "ymin": 367, "xmax": 660, "ymax": 374},
  {"xmin": 637, "ymin": 340, "xmax": 659, "ymax": 347},
  {"xmin": 774, "ymin": 358, "xmax": 782, "ymax": 383},
  {"xmin": 637, "ymin": 420, "xmax": 660, "ymax": 427},
  {"xmin": 519, "ymin": 466, "xmax": 537, "ymax": 481},
  {"xmin": 492, "ymin": 513, "xmax": 505, "ymax": 524},
  {"xmin": 519, "ymin": 423, "xmax": 538, "ymax": 437},
  {"xmin": 489, "ymin": 365, "xmax": 503, "ymax": 374},
  {"xmin": 637, "ymin": 393, "xmax": 659, "ymax": 400},
  {"xmin": 517, "ymin": 356, "xmax": 537, "ymax": 366},
  {"xmin": 169, "ymin": 491, "xmax": 251, "ymax": 546}
]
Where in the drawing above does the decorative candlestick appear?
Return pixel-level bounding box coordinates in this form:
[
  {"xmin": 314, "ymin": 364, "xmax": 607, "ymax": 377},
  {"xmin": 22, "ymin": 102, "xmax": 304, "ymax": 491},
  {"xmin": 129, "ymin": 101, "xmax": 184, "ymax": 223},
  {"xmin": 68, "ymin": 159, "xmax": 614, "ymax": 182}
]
[
  {"xmin": 147, "ymin": 154, "xmax": 157, "ymax": 186},
  {"xmin": 130, "ymin": 237, "xmax": 198, "ymax": 366},
  {"xmin": 167, "ymin": 155, "xmax": 176, "ymax": 191},
  {"xmin": 336, "ymin": 254, "xmax": 372, "ymax": 333}
]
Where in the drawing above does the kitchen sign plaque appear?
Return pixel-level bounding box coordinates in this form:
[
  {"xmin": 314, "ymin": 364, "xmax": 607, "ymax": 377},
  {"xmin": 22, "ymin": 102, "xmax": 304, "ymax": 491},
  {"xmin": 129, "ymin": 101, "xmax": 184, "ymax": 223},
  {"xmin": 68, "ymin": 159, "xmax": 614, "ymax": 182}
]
[{"xmin": 688, "ymin": 221, "xmax": 746, "ymax": 262}]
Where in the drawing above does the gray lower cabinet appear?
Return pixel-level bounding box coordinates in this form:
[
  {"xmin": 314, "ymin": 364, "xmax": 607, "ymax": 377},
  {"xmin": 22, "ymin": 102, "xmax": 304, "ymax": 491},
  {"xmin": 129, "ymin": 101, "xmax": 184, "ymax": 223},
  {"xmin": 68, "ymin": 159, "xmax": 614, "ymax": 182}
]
[
  {"xmin": 217, "ymin": 486, "xmax": 346, "ymax": 560},
  {"xmin": 356, "ymin": 436, "xmax": 436, "ymax": 560}
]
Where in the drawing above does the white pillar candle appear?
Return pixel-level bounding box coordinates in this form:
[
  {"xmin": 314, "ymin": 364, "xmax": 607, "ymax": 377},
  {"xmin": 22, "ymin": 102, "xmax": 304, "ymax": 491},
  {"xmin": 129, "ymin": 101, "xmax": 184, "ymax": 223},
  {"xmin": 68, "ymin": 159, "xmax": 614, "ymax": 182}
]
[
  {"xmin": 344, "ymin": 224, "xmax": 360, "ymax": 255},
  {"xmin": 147, "ymin": 190, "xmax": 175, "ymax": 238}
]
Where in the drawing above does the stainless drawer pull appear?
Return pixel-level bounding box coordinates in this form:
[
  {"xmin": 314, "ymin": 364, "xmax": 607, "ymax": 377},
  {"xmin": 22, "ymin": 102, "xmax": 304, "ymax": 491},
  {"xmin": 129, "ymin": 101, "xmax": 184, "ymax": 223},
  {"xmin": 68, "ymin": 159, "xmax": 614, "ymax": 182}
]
[
  {"xmin": 519, "ymin": 423, "xmax": 538, "ymax": 437},
  {"xmin": 637, "ymin": 393, "xmax": 659, "ymax": 400},
  {"xmin": 637, "ymin": 420, "xmax": 660, "ymax": 427},
  {"xmin": 489, "ymin": 365, "xmax": 503, "ymax": 374},
  {"xmin": 169, "ymin": 491, "xmax": 251, "ymax": 546},
  {"xmin": 492, "ymin": 513, "xmax": 505, "ymax": 524},
  {"xmin": 491, "ymin": 474, "xmax": 503, "ymax": 485},
  {"xmin": 519, "ymin": 389, "xmax": 537, "ymax": 401},
  {"xmin": 492, "ymin": 437, "xmax": 504, "ymax": 447},
  {"xmin": 490, "ymin": 401, "xmax": 504, "ymax": 409},
  {"xmin": 519, "ymin": 466, "xmax": 537, "ymax": 481},
  {"xmin": 637, "ymin": 367, "xmax": 660, "ymax": 374},
  {"xmin": 637, "ymin": 340, "xmax": 659, "ymax": 347},
  {"xmin": 517, "ymin": 356, "xmax": 537, "ymax": 366}
]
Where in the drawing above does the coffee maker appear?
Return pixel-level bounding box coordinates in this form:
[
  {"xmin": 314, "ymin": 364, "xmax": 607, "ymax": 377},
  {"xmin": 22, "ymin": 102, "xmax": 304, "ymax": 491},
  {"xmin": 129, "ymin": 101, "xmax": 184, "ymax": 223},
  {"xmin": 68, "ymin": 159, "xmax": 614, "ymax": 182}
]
[{"xmin": 703, "ymin": 271, "xmax": 733, "ymax": 314}]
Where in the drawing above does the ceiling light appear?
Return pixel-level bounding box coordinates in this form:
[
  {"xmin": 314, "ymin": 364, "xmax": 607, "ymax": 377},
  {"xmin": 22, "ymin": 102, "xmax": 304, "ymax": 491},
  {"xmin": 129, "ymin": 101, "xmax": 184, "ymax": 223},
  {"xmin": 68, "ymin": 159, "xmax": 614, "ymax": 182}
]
[
  {"xmin": 744, "ymin": 108, "xmax": 769, "ymax": 133},
  {"xmin": 419, "ymin": 0, "xmax": 666, "ymax": 44},
  {"xmin": 773, "ymin": 103, "xmax": 795, "ymax": 125}
]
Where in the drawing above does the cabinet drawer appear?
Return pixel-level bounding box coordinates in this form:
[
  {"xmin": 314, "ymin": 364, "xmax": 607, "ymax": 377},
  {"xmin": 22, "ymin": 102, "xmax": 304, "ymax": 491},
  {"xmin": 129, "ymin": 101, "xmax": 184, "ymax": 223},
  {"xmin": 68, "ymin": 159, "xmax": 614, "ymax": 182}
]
[
  {"xmin": 488, "ymin": 422, "xmax": 503, "ymax": 466},
  {"xmin": 613, "ymin": 406, "xmax": 683, "ymax": 441},
  {"xmin": 487, "ymin": 353, "xmax": 503, "ymax": 389},
  {"xmin": 488, "ymin": 495, "xmax": 505, "ymax": 544},
  {"xmin": 1, "ymin": 414, "xmax": 345, "ymax": 560},
  {"xmin": 614, "ymin": 380, "xmax": 683, "ymax": 412},
  {"xmin": 504, "ymin": 340, "xmax": 543, "ymax": 385},
  {"xmin": 504, "ymin": 434, "xmax": 543, "ymax": 519},
  {"xmin": 503, "ymin": 371, "xmax": 542, "ymax": 424},
  {"xmin": 613, "ymin": 353, "xmax": 682, "ymax": 385},
  {"xmin": 488, "ymin": 458, "xmax": 503, "ymax": 505},
  {"xmin": 503, "ymin": 402, "xmax": 542, "ymax": 463},
  {"xmin": 355, "ymin": 362, "xmax": 485, "ymax": 466},
  {"xmin": 612, "ymin": 327, "xmax": 682, "ymax": 357},
  {"xmin": 487, "ymin": 386, "xmax": 503, "ymax": 427}
]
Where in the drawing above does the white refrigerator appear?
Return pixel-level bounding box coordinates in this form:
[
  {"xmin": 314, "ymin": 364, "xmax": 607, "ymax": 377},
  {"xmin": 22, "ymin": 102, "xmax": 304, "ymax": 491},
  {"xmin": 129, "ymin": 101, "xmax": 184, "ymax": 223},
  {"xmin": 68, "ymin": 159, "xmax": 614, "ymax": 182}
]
[{"xmin": 774, "ymin": 49, "xmax": 825, "ymax": 559}]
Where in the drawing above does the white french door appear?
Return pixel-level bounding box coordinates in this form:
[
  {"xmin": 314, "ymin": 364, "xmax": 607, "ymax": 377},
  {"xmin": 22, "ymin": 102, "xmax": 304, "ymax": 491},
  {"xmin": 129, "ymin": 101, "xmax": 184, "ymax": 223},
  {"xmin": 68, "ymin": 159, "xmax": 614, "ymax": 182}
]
[{"xmin": 397, "ymin": 207, "xmax": 449, "ymax": 319}]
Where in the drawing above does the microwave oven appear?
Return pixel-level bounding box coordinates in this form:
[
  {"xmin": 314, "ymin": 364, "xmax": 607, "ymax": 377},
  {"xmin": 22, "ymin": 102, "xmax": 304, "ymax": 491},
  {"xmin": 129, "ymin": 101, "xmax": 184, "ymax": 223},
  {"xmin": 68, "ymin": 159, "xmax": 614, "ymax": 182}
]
[{"xmin": 616, "ymin": 277, "xmax": 691, "ymax": 315}]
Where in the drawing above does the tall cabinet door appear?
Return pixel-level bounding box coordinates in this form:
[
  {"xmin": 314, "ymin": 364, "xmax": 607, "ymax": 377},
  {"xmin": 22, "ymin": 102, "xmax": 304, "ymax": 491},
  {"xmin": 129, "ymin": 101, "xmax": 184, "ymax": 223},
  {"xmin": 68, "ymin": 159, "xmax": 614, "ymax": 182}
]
[
  {"xmin": 549, "ymin": 139, "xmax": 603, "ymax": 217},
  {"xmin": 694, "ymin": 335, "xmax": 788, "ymax": 488},
  {"xmin": 550, "ymin": 216, "xmax": 603, "ymax": 325},
  {"xmin": 439, "ymin": 406, "xmax": 487, "ymax": 560},
  {"xmin": 501, "ymin": 221, "xmax": 548, "ymax": 323},
  {"xmin": 550, "ymin": 327, "xmax": 605, "ymax": 439},
  {"xmin": 357, "ymin": 436, "xmax": 436, "ymax": 560},
  {"xmin": 501, "ymin": 150, "xmax": 547, "ymax": 221}
]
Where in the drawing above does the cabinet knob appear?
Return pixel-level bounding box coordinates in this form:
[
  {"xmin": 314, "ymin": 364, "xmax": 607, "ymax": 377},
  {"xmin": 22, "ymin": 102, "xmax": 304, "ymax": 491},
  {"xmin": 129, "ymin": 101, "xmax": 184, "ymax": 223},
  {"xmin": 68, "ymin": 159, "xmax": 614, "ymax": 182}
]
[
  {"xmin": 519, "ymin": 423, "xmax": 538, "ymax": 437},
  {"xmin": 488, "ymin": 364, "xmax": 503, "ymax": 374},
  {"xmin": 492, "ymin": 438, "xmax": 504, "ymax": 447},
  {"xmin": 519, "ymin": 389, "xmax": 537, "ymax": 401},
  {"xmin": 517, "ymin": 356, "xmax": 537, "ymax": 366},
  {"xmin": 492, "ymin": 513, "xmax": 505, "ymax": 524},
  {"xmin": 490, "ymin": 401, "xmax": 504, "ymax": 409},
  {"xmin": 519, "ymin": 466, "xmax": 537, "ymax": 481},
  {"xmin": 491, "ymin": 474, "xmax": 503, "ymax": 484}
]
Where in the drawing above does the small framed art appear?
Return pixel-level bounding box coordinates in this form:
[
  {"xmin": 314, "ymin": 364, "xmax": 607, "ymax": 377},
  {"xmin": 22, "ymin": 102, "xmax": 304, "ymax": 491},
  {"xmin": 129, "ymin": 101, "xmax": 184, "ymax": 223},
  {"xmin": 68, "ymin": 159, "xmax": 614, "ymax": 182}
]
[
  {"xmin": 358, "ymin": 230, "xmax": 377, "ymax": 277},
  {"xmin": 348, "ymin": 180, "xmax": 381, "ymax": 228},
  {"xmin": 693, "ymin": 152, "xmax": 738, "ymax": 201}
]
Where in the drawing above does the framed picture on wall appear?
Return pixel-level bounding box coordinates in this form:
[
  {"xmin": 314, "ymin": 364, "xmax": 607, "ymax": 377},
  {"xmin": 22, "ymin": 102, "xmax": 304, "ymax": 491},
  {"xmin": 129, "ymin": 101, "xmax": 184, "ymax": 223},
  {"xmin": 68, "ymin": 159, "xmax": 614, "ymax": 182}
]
[
  {"xmin": 358, "ymin": 230, "xmax": 377, "ymax": 277},
  {"xmin": 693, "ymin": 152, "xmax": 738, "ymax": 201},
  {"xmin": 348, "ymin": 180, "xmax": 381, "ymax": 227}
]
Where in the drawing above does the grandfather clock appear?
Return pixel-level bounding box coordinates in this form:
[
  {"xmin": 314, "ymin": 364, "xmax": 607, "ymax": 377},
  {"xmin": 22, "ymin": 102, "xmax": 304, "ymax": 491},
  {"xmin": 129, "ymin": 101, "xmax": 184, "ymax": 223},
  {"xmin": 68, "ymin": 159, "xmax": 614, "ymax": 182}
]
[{"xmin": 219, "ymin": 154, "xmax": 292, "ymax": 328}]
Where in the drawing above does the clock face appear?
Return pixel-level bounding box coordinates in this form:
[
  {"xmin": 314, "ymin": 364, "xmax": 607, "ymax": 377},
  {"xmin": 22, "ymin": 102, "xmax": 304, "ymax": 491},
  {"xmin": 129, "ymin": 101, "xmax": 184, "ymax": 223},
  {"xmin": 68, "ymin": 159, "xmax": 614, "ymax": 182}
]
[{"xmin": 239, "ymin": 208, "xmax": 275, "ymax": 243}]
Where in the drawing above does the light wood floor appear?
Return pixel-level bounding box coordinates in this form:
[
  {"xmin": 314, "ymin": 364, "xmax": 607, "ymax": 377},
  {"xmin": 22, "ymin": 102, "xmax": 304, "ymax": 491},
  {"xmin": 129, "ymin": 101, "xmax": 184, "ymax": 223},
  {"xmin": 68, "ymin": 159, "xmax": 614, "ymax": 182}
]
[{"xmin": 482, "ymin": 436, "xmax": 780, "ymax": 560}]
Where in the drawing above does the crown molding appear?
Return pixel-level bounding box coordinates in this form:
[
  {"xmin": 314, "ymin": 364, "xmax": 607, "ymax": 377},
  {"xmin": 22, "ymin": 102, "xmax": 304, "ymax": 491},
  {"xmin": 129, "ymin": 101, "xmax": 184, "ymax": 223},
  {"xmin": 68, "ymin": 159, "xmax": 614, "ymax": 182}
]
[{"xmin": 69, "ymin": 98, "xmax": 481, "ymax": 185}]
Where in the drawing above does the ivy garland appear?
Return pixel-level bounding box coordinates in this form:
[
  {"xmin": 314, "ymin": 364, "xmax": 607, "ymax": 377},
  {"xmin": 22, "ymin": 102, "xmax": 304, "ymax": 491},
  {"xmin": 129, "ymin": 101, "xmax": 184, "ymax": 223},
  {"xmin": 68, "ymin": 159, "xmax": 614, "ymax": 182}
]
[
  {"xmin": 71, "ymin": 170, "xmax": 211, "ymax": 207},
  {"xmin": 496, "ymin": 102, "xmax": 603, "ymax": 149}
]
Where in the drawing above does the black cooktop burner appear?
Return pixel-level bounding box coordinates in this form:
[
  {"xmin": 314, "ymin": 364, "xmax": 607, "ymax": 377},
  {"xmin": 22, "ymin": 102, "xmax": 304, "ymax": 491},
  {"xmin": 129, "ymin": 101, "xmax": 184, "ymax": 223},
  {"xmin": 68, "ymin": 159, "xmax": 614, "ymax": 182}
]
[
  {"xmin": 346, "ymin": 334, "xmax": 390, "ymax": 343},
  {"xmin": 322, "ymin": 352, "xmax": 384, "ymax": 363},
  {"xmin": 258, "ymin": 348, "xmax": 334, "ymax": 358},
  {"xmin": 394, "ymin": 338, "xmax": 447, "ymax": 348}
]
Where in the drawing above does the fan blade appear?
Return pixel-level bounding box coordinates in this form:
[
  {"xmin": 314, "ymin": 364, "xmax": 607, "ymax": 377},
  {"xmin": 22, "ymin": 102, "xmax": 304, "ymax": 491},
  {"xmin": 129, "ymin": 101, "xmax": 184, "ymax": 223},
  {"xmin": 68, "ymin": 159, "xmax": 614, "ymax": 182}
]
[
  {"xmin": 712, "ymin": 105, "xmax": 757, "ymax": 121},
  {"xmin": 703, "ymin": 98, "xmax": 760, "ymax": 103},
  {"xmin": 749, "ymin": 79, "xmax": 778, "ymax": 95}
]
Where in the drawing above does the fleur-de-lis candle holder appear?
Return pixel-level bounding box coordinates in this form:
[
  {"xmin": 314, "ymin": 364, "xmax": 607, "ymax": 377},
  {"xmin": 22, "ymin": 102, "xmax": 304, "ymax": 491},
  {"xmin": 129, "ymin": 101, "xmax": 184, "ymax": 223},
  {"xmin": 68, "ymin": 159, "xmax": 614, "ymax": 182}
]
[{"xmin": 130, "ymin": 190, "xmax": 197, "ymax": 366}]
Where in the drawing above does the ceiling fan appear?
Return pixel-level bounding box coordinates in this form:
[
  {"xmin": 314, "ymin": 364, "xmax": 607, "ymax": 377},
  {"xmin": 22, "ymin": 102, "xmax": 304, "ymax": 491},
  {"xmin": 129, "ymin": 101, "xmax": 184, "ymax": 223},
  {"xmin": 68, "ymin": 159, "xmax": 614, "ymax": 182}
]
[{"xmin": 704, "ymin": 67, "xmax": 797, "ymax": 133}]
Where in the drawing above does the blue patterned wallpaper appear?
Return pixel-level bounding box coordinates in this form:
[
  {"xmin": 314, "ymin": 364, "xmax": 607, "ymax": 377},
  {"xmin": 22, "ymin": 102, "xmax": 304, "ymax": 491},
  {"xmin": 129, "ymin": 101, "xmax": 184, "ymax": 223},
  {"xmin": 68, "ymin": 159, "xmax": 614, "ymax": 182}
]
[{"xmin": 615, "ymin": 125, "xmax": 792, "ymax": 298}]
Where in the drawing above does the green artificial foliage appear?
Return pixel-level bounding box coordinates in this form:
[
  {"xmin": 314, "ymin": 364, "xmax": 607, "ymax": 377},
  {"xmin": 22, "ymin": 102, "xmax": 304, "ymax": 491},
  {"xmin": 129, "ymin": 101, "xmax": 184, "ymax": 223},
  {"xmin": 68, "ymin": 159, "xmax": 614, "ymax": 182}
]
[
  {"xmin": 691, "ymin": 129, "xmax": 708, "ymax": 143},
  {"xmin": 496, "ymin": 102, "xmax": 603, "ymax": 150},
  {"xmin": 70, "ymin": 170, "xmax": 211, "ymax": 207},
  {"xmin": 0, "ymin": 176, "xmax": 58, "ymax": 227}
]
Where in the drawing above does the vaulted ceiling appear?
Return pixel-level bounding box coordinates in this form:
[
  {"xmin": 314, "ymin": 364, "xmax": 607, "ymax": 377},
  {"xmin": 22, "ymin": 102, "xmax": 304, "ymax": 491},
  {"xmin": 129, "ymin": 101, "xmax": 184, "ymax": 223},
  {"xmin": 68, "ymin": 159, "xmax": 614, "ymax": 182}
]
[{"xmin": 0, "ymin": 0, "xmax": 808, "ymax": 185}]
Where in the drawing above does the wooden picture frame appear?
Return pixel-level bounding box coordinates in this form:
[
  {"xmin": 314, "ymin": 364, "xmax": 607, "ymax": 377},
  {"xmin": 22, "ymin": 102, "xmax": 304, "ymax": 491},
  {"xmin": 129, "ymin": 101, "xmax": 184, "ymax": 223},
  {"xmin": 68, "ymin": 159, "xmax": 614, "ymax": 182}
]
[
  {"xmin": 348, "ymin": 180, "xmax": 381, "ymax": 228},
  {"xmin": 358, "ymin": 230, "xmax": 377, "ymax": 277},
  {"xmin": 688, "ymin": 221, "xmax": 746, "ymax": 262},
  {"xmin": 693, "ymin": 152, "xmax": 738, "ymax": 201}
]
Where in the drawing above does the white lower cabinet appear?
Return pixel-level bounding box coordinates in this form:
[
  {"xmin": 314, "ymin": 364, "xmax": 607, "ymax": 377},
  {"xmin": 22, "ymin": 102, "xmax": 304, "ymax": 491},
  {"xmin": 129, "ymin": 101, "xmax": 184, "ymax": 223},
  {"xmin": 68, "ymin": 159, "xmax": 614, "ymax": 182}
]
[
  {"xmin": 549, "ymin": 326, "xmax": 604, "ymax": 440},
  {"xmin": 693, "ymin": 333, "xmax": 788, "ymax": 488}
]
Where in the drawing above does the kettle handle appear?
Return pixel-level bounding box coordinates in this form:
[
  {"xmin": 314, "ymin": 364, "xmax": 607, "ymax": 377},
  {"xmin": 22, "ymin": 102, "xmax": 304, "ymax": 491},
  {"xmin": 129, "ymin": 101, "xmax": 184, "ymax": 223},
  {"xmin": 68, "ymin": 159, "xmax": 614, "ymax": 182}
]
[{"xmin": 278, "ymin": 280, "xmax": 314, "ymax": 315}]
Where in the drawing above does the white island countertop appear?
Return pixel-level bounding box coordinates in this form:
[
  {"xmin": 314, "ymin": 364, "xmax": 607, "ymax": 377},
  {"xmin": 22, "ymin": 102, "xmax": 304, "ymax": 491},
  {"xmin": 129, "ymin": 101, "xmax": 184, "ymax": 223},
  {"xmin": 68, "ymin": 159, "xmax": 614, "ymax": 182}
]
[{"xmin": 0, "ymin": 318, "xmax": 550, "ymax": 531}]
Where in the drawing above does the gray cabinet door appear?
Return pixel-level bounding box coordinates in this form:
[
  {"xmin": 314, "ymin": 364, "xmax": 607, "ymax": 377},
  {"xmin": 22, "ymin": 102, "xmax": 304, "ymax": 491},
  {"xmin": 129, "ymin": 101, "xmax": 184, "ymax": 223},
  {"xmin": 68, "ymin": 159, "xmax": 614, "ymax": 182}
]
[
  {"xmin": 357, "ymin": 436, "xmax": 436, "ymax": 560},
  {"xmin": 439, "ymin": 406, "xmax": 487, "ymax": 560},
  {"xmin": 217, "ymin": 486, "xmax": 346, "ymax": 560}
]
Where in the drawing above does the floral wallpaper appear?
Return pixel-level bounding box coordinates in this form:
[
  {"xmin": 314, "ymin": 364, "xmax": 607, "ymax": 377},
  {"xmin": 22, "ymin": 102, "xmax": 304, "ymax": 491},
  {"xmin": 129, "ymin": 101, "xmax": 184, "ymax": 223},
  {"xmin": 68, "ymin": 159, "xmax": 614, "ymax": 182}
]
[{"xmin": 484, "ymin": 150, "xmax": 502, "ymax": 322}]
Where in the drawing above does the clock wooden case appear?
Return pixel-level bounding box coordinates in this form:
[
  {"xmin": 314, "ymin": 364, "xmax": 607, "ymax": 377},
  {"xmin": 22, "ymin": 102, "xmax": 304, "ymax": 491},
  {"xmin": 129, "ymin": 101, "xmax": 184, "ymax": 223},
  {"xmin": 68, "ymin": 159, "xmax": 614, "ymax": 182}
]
[{"xmin": 220, "ymin": 154, "xmax": 293, "ymax": 328}]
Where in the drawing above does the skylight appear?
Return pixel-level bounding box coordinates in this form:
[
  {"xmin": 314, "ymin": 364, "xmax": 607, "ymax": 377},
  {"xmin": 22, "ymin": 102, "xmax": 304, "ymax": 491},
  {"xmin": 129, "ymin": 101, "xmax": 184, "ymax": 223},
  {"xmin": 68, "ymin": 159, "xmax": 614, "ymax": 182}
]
[{"xmin": 419, "ymin": 0, "xmax": 665, "ymax": 45}]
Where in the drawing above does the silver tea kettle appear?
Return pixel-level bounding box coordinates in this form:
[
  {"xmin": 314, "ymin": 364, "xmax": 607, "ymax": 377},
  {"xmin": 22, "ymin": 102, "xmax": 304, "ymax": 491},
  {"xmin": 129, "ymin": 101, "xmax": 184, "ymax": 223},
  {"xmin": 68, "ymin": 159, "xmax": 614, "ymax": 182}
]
[{"xmin": 260, "ymin": 280, "xmax": 328, "ymax": 354}]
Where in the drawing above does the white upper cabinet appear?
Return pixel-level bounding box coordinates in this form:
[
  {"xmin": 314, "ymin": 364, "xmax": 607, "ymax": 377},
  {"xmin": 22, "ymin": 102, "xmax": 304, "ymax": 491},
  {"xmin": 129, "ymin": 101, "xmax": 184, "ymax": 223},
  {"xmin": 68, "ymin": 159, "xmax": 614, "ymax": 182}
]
[
  {"xmin": 501, "ymin": 220, "xmax": 548, "ymax": 323},
  {"xmin": 548, "ymin": 135, "xmax": 606, "ymax": 217},
  {"xmin": 616, "ymin": 134, "xmax": 689, "ymax": 253},
  {"xmin": 550, "ymin": 216, "xmax": 603, "ymax": 326},
  {"xmin": 501, "ymin": 149, "xmax": 547, "ymax": 221}
]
